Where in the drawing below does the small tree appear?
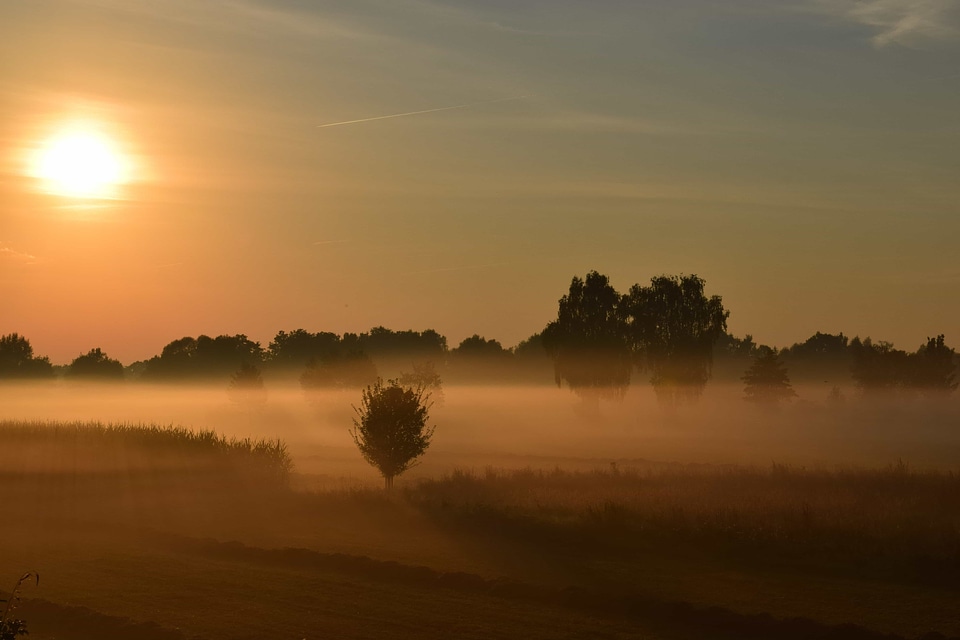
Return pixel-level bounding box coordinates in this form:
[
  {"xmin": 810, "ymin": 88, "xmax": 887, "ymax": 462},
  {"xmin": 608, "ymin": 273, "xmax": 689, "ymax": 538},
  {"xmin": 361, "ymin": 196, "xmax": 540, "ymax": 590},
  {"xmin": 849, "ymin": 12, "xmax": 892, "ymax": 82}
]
[
  {"xmin": 350, "ymin": 379, "xmax": 434, "ymax": 489},
  {"xmin": 742, "ymin": 348, "xmax": 797, "ymax": 407}
]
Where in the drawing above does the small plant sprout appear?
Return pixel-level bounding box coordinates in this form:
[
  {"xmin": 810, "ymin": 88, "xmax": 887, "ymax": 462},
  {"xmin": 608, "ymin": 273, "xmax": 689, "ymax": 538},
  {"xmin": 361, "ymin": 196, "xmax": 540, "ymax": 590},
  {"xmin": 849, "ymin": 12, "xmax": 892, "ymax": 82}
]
[{"xmin": 1, "ymin": 571, "xmax": 39, "ymax": 640}]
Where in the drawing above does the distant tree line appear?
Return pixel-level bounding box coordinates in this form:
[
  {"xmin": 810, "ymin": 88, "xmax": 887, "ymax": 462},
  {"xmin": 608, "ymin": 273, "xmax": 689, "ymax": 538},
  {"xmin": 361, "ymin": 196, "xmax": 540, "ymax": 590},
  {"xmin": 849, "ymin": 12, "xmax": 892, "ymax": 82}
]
[
  {"xmin": 712, "ymin": 331, "xmax": 957, "ymax": 398},
  {"xmin": 1, "ymin": 272, "xmax": 956, "ymax": 400}
]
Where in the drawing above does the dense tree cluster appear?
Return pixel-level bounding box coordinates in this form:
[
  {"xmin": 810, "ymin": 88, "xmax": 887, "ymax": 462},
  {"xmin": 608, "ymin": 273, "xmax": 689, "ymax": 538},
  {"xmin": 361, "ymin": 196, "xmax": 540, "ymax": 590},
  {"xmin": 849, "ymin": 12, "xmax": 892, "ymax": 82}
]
[
  {"xmin": 543, "ymin": 272, "xmax": 729, "ymax": 407},
  {"xmin": 268, "ymin": 329, "xmax": 340, "ymax": 369},
  {"xmin": 142, "ymin": 334, "xmax": 264, "ymax": 380},
  {"xmin": 67, "ymin": 348, "xmax": 124, "ymax": 380},
  {"xmin": 452, "ymin": 335, "xmax": 510, "ymax": 359},
  {"xmin": 0, "ymin": 334, "xmax": 53, "ymax": 379},
  {"xmin": 850, "ymin": 335, "xmax": 957, "ymax": 397}
]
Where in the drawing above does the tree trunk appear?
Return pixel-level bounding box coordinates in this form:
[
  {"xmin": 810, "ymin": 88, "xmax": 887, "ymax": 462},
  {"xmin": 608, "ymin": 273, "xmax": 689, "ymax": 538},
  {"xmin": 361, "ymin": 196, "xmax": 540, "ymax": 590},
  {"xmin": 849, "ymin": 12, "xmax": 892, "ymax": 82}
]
[{"xmin": 384, "ymin": 474, "xmax": 394, "ymax": 490}]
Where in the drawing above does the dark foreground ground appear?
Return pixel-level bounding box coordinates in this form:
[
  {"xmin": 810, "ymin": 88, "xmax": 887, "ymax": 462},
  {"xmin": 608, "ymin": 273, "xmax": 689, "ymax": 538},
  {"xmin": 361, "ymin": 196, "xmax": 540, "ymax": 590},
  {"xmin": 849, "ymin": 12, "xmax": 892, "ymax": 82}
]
[{"xmin": 3, "ymin": 461, "xmax": 960, "ymax": 640}]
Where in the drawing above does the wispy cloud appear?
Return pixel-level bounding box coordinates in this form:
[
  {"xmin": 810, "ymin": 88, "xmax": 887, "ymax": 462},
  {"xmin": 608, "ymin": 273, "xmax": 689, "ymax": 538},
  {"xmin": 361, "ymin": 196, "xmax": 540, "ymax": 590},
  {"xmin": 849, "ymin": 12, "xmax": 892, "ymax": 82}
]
[
  {"xmin": 814, "ymin": 0, "xmax": 960, "ymax": 47},
  {"xmin": 0, "ymin": 244, "xmax": 38, "ymax": 265}
]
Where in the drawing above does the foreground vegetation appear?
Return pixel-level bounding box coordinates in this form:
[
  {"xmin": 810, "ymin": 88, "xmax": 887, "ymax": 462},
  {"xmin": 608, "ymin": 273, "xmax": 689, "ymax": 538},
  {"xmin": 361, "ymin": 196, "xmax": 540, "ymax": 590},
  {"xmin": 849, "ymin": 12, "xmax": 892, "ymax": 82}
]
[
  {"xmin": 407, "ymin": 465, "xmax": 960, "ymax": 587},
  {"xmin": 3, "ymin": 417, "xmax": 960, "ymax": 639}
]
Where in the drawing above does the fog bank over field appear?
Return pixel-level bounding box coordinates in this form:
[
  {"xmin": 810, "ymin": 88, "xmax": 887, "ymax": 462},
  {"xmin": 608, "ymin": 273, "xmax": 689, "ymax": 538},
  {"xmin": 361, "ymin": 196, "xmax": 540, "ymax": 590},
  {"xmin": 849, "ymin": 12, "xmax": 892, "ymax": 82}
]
[{"xmin": 3, "ymin": 381, "xmax": 959, "ymax": 483}]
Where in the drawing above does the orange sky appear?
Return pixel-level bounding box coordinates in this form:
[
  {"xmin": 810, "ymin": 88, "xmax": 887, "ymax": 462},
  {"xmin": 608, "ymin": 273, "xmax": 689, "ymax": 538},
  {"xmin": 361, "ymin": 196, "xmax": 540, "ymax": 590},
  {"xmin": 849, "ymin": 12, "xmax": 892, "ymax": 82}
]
[{"xmin": 2, "ymin": 1, "xmax": 959, "ymax": 364}]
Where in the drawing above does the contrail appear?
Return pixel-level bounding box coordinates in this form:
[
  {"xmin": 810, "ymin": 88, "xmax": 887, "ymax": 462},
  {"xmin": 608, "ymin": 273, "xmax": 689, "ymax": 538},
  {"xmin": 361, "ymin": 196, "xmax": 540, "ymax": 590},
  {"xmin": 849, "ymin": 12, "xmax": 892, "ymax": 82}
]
[{"xmin": 317, "ymin": 95, "xmax": 527, "ymax": 129}]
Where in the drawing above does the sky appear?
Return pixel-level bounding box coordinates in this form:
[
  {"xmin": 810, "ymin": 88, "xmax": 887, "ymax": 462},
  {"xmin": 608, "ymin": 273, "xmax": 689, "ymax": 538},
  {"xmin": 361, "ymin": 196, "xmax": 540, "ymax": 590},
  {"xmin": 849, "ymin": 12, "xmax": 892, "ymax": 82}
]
[{"xmin": 1, "ymin": 0, "xmax": 958, "ymax": 364}]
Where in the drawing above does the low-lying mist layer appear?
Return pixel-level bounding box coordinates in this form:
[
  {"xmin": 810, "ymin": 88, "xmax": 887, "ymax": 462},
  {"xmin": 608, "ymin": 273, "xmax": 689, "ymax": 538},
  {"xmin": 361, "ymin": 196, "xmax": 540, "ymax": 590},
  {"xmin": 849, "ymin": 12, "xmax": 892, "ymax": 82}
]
[{"xmin": 1, "ymin": 381, "xmax": 959, "ymax": 477}]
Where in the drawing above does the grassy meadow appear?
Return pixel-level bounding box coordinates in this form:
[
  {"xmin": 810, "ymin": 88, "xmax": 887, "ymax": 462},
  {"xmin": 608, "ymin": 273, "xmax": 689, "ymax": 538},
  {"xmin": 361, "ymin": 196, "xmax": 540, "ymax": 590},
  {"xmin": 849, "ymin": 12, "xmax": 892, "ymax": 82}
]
[{"xmin": 2, "ymin": 381, "xmax": 960, "ymax": 639}]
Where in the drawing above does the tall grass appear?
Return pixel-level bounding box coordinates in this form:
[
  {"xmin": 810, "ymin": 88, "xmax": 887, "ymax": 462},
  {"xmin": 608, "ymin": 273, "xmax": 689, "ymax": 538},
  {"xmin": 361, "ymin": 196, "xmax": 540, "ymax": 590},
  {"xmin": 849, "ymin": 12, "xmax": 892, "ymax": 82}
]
[
  {"xmin": 406, "ymin": 464, "xmax": 960, "ymax": 580},
  {"xmin": 0, "ymin": 420, "xmax": 293, "ymax": 484}
]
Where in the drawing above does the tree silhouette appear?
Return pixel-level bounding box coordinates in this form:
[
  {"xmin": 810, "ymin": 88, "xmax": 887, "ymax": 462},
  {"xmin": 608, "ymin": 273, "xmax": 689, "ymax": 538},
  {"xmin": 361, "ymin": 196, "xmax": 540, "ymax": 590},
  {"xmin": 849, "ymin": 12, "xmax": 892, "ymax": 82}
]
[
  {"xmin": 348, "ymin": 327, "xmax": 448, "ymax": 361},
  {"xmin": 228, "ymin": 362, "xmax": 267, "ymax": 407},
  {"xmin": 143, "ymin": 334, "xmax": 263, "ymax": 379},
  {"xmin": 449, "ymin": 335, "xmax": 513, "ymax": 382},
  {"xmin": 398, "ymin": 361, "xmax": 444, "ymax": 405},
  {"xmin": 909, "ymin": 335, "xmax": 957, "ymax": 396},
  {"xmin": 300, "ymin": 350, "xmax": 378, "ymax": 390},
  {"xmin": 513, "ymin": 332, "xmax": 548, "ymax": 360},
  {"xmin": 350, "ymin": 379, "xmax": 434, "ymax": 489},
  {"xmin": 0, "ymin": 334, "xmax": 54, "ymax": 379},
  {"xmin": 850, "ymin": 338, "xmax": 908, "ymax": 394},
  {"xmin": 780, "ymin": 332, "xmax": 851, "ymax": 383},
  {"xmin": 741, "ymin": 348, "xmax": 797, "ymax": 407},
  {"xmin": 67, "ymin": 348, "xmax": 124, "ymax": 380},
  {"xmin": 453, "ymin": 335, "xmax": 509, "ymax": 358},
  {"xmin": 711, "ymin": 333, "xmax": 759, "ymax": 380},
  {"xmin": 268, "ymin": 329, "xmax": 340, "ymax": 369},
  {"xmin": 542, "ymin": 271, "xmax": 632, "ymax": 409},
  {"xmin": 624, "ymin": 274, "xmax": 728, "ymax": 406}
]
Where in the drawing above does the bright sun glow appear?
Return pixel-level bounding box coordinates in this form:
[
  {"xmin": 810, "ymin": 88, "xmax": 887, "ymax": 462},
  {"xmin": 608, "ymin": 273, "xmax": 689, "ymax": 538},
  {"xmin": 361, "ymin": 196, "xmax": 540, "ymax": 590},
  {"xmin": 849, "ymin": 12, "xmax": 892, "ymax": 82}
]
[{"xmin": 32, "ymin": 128, "xmax": 129, "ymax": 198}]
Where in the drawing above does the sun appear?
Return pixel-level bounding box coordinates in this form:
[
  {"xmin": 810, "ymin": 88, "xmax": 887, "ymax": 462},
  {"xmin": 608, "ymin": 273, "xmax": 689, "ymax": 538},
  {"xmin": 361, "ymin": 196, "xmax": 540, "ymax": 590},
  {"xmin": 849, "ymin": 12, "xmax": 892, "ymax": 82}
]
[{"xmin": 31, "ymin": 127, "xmax": 130, "ymax": 198}]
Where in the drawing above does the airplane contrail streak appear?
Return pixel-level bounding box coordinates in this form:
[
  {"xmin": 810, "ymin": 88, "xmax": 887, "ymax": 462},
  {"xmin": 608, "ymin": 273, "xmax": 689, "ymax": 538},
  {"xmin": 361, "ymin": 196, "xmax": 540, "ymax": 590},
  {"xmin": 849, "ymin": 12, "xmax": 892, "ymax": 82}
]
[{"xmin": 316, "ymin": 95, "xmax": 528, "ymax": 129}]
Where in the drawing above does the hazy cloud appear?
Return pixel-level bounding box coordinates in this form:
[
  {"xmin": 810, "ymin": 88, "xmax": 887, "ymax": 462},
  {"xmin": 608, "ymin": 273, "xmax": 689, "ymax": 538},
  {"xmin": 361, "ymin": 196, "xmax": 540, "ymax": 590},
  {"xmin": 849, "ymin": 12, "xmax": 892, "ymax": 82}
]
[{"xmin": 815, "ymin": 0, "xmax": 960, "ymax": 47}]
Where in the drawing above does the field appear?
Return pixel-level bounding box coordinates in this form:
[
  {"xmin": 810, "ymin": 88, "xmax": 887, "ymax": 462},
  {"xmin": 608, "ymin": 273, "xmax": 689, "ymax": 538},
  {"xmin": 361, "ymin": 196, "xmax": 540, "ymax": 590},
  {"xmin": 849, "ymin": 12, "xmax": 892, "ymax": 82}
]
[{"xmin": 2, "ymin": 381, "xmax": 960, "ymax": 639}]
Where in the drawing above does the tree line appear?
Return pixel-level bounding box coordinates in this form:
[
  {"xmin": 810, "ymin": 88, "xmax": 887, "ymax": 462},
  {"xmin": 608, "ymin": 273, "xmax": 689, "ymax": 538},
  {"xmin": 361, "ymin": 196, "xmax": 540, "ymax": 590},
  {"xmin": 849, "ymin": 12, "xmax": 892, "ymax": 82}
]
[{"xmin": 1, "ymin": 271, "xmax": 956, "ymax": 402}]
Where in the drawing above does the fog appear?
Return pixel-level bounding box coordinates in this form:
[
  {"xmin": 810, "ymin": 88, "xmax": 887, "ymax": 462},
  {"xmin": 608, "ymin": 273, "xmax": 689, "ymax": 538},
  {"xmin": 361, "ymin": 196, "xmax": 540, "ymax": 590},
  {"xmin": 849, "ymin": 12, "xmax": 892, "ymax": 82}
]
[{"xmin": 4, "ymin": 380, "xmax": 959, "ymax": 481}]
